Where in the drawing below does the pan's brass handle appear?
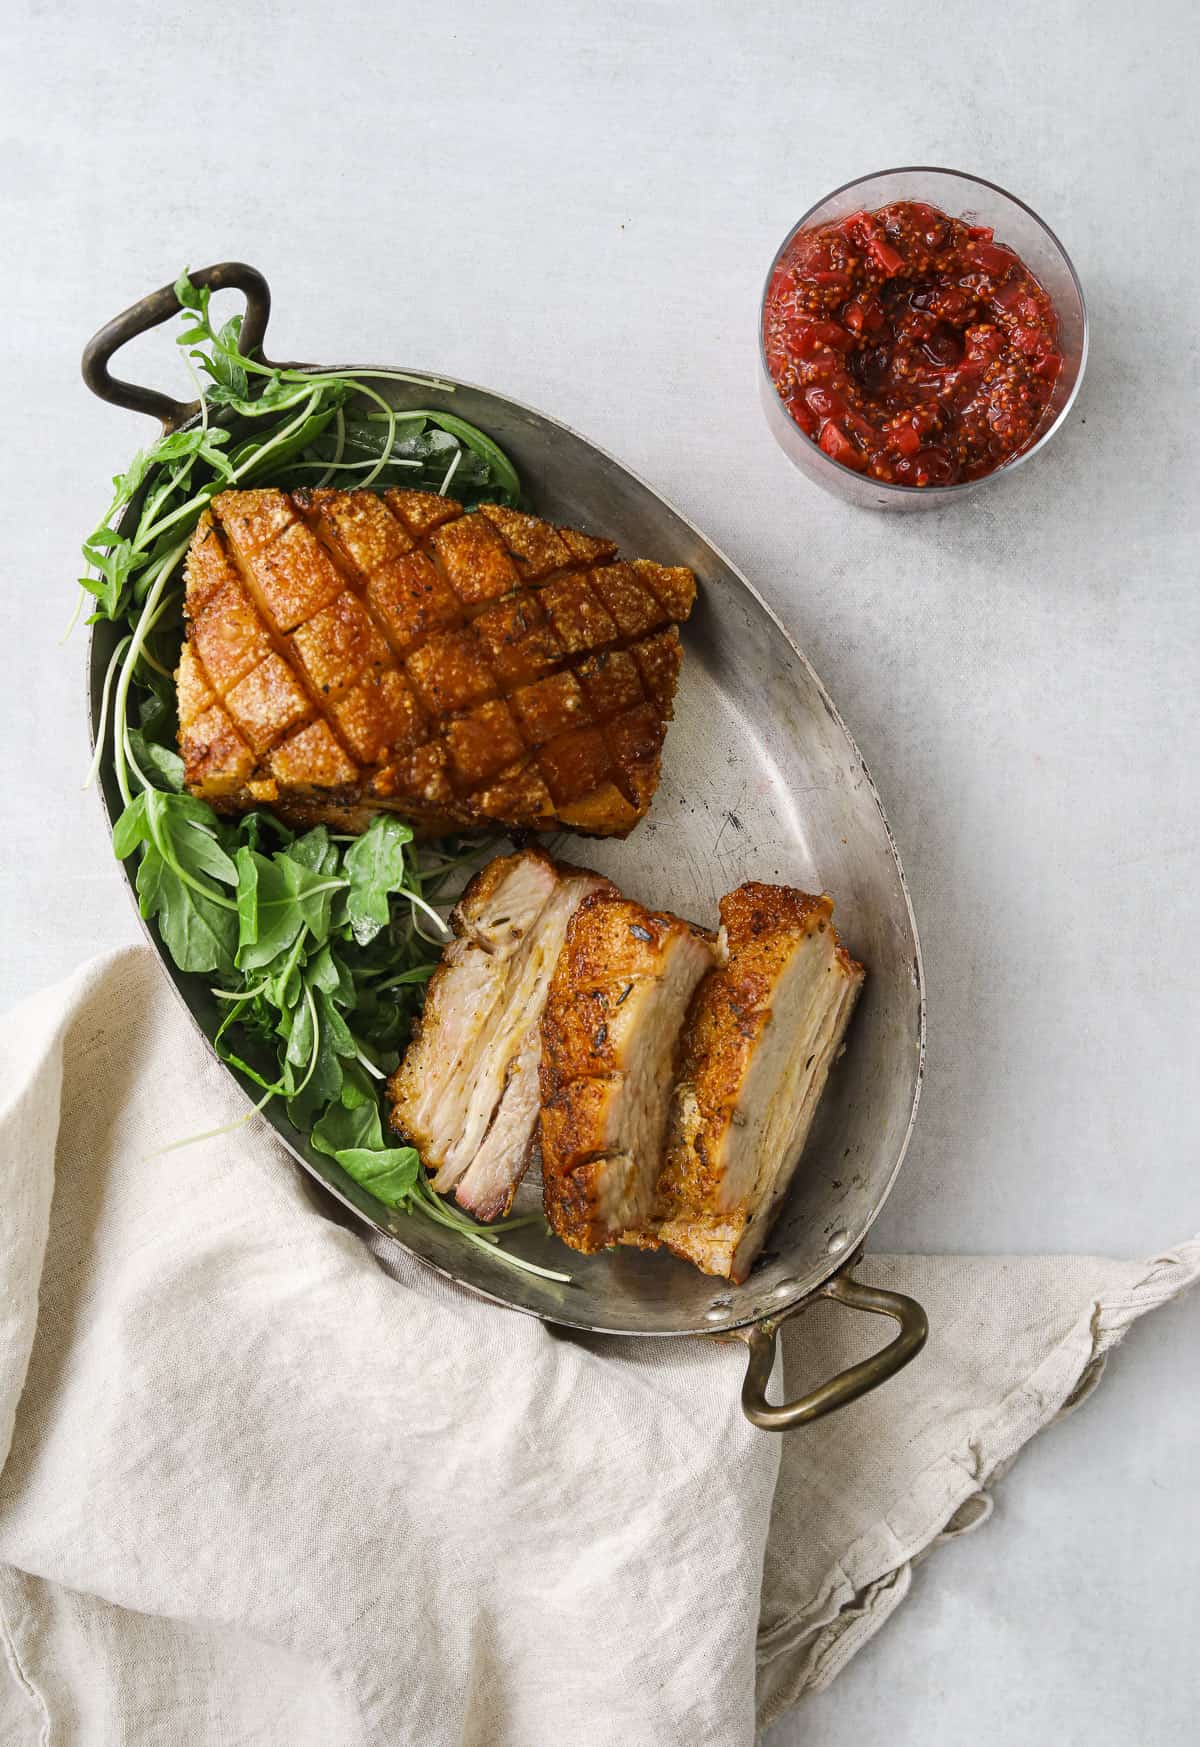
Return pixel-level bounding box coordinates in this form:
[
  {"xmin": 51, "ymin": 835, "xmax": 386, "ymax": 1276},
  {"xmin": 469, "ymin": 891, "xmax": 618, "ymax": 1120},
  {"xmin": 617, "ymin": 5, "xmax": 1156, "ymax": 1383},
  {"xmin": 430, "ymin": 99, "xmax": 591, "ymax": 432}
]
[
  {"xmin": 81, "ymin": 262, "xmax": 272, "ymax": 431},
  {"xmin": 738, "ymin": 1271, "xmax": 928, "ymax": 1432}
]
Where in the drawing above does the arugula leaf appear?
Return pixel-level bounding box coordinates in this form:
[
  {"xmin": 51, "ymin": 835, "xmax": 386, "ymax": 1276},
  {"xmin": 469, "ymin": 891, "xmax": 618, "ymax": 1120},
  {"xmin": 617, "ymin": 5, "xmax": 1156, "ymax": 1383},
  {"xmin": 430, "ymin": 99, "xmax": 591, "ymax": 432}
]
[
  {"xmin": 172, "ymin": 817, "xmax": 239, "ymax": 886},
  {"xmin": 234, "ymin": 847, "xmax": 342, "ymax": 970},
  {"xmin": 233, "ymin": 844, "xmax": 261, "ymax": 933},
  {"xmin": 318, "ymin": 985, "xmax": 355, "ymax": 1057},
  {"xmin": 307, "ymin": 940, "xmax": 354, "ymax": 1006},
  {"xmin": 114, "ymin": 789, "xmax": 237, "ymax": 887},
  {"xmin": 286, "ymin": 991, "xmax": 351, "ymax": 1129},
  {"xmin": 344, "ymin": 815, "xmax": 414, "ymax": 944},
  {"xmin": 231, "ymin": 809, "xmax": 293, "ymax": 854},
  {"xmin": 304, "ymin": 417, "xmax": 512, "ymax": 505},
  {"xmin": 173, "ymin": 269, "xmax": 208, "ymax": 314},
  {"xmin": 111, "ymin": 791, "xmax": 150, "ymax": 860},
  {"xmin": 112, "ymin": 789, "xmax": 238, "ymax": 973},
  {"xmin": 311, "ymin": 1084, "xmax": 383, "ymax": 1155},
  {"xmin": 79, "ymin": 532, "xmax": 147, "ymax": 618},
  {"xmin": 288, "ymin": 825, "xmax": 339, "ymax": 877},
  {"xmin": 151, "ymin": 426, "xmax": 231, "ymax": 466},
  {"xmin": 331, "ymin": 1146, "xmax": 422, "ymax": 1207},
  {"xmin": 136, "ymin": 845, "xmax": 238, "ymax": 974},
  {"xmin": 126, "ymin": 728, "xmax": 184, "ymax": 792},
  {"xmin": 236, "ymin": 405, "xmax": 342, "ymax": 479},
  {"xmin": 337, "ymin": 1060, "xmax": 379, "ymax": 1110},
  {"xmin": 310, "ymin": 1078, "xmax": 419, "ymax": 1205},
  {"xmin": 265, "ymin": 930, "xmax": 307, "ymax": 1015},
  {"xmin": 209, "ymin": 316, "xmax": 249, "ymax": 399},
  {"xmin": 284, "ymin": 977, "xmax": 316, "ymax": 1069},
  {"xmin": 423, "ymin": 411, "xmax": 521, "ymax": 505}
]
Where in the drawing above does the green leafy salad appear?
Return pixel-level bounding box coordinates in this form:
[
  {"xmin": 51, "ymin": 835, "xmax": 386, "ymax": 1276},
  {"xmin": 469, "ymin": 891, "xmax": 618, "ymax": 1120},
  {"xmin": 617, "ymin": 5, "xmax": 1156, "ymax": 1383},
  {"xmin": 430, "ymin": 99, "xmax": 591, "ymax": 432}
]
[{"xmin": 79, "ymin": 273, "xmax": 564, "ymax": 1280}]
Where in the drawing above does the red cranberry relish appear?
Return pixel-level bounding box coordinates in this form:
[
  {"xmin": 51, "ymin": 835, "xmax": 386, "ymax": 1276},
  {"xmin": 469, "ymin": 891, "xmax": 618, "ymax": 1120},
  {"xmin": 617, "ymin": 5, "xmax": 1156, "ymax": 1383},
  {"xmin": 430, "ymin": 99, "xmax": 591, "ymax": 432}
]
[{"xmin": 763, "ymin": 201, "xmax": 1062, "ymax": 486}]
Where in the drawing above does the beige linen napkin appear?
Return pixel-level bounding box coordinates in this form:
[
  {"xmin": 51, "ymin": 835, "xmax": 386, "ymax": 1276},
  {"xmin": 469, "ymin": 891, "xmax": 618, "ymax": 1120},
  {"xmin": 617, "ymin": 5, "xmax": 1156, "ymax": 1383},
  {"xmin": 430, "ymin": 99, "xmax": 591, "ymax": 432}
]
[{"xmin": 1, "ymin": 949, "xmax": 1195, "ymax": 1747}]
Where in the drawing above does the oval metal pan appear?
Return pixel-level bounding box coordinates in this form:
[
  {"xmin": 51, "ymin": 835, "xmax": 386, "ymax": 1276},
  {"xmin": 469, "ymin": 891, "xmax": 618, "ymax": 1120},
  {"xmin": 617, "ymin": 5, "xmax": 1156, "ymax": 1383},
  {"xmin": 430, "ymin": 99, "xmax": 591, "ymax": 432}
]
[{"xmin": 89, "ymin": 370, "xmax": 925, "ymax": 1338}]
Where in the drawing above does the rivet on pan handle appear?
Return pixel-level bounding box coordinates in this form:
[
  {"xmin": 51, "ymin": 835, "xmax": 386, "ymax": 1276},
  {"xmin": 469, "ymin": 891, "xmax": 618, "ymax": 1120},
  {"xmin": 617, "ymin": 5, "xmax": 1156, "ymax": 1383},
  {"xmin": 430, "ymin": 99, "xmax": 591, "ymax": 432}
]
[
  {"xmin": 81, "ymin": 262, "xmax": 272, "ymax": 432},
  {"xmin": 736, "ymin": 1270, "xmax": 928, "ymax": 1432}
]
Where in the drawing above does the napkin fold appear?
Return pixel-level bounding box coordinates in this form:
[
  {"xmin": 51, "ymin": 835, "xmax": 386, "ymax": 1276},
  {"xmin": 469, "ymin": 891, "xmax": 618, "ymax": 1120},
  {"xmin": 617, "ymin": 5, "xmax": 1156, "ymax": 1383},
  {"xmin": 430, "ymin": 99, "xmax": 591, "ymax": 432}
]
[{"xmin": 1, "ymin": 949, "xmax": 1195, "ymax": 1747}]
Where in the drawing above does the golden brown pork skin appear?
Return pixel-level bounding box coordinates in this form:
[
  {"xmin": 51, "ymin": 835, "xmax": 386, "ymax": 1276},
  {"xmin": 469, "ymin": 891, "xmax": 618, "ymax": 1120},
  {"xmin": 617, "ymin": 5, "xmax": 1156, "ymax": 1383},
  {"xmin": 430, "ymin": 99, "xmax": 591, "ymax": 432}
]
[{"xmin": 176, "ymin": 487, "xmax": 694, "ymax": 838}]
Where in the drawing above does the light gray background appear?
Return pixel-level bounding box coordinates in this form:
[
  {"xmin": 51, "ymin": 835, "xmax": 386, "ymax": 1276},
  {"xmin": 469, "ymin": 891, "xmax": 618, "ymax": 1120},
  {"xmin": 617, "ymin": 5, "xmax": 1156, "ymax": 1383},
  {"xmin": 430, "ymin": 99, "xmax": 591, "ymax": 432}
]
[{"xmin": 2, "ymin": 3, "xmax": 1197, "ymax": 1742}]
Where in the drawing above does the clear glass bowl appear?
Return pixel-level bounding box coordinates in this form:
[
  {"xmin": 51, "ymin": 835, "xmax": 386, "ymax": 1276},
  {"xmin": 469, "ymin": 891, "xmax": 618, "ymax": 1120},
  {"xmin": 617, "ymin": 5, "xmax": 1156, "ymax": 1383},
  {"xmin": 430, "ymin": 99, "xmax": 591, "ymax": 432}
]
[{"xmin": 759, "ymin": 167, "xmax": 1088, "ymax": 511}]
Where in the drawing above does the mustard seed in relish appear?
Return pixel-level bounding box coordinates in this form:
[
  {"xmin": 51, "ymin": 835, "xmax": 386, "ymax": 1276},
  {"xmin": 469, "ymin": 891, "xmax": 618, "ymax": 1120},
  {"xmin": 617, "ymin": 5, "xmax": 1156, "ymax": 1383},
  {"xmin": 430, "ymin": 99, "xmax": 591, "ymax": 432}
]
[{"xmin": 763, "ymin": 201, "xmax": 1062, "ymax": 486}]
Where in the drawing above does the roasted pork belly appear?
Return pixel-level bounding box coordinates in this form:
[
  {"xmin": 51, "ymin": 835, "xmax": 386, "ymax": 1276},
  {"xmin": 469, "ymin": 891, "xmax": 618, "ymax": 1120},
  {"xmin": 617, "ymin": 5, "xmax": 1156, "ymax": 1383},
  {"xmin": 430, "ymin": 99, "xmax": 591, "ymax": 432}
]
[
  {"xmin": 177, "ymin": 488, "xmax": 695, "ymax": 837},
  {"xmin": 539, "ymin": 892, "xmax": 718, "ymax": 1253},
  {"xmin": 646, "ymin": 884, "xmax": 864, "ymax": 1283},
  {"xmin": 387, "ymin": 848, "xmax": 613, "ymax": 1220}
]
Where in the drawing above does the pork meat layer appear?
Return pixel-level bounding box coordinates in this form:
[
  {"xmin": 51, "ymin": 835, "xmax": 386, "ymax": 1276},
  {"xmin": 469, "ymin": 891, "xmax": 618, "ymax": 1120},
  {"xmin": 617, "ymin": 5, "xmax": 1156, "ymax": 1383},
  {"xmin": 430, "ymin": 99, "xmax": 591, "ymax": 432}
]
[
  {"xmin": 539, "ymin": 892, "xmax": 718, "ymax": 1253},
  {"xmin": 387, "ymin": 848, "xmax": 614, "ymax": 1221},
  {"xmin": 177, "ymin": 487, "xmax": 694, "ymax": 837},
  {"xmin": 645, "ymin": 883, "xmax": 864, "ymax": 1282}
]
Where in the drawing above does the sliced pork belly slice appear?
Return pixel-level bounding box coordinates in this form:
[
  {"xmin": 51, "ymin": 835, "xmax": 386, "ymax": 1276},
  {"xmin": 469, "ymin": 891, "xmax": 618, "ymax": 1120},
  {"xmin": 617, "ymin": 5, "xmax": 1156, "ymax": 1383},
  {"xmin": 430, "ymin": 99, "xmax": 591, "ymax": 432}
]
[
  {"xmin": 646, "ymin": 884, "xmax": 864, "ymax": 1283},
  {"xmin": 388, "ymin": 848, "xmax": 613, "ymax": 1220},
  {"xmin": 539, "ymin": 892, "xmax": 718, "ymax": 1253}
]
